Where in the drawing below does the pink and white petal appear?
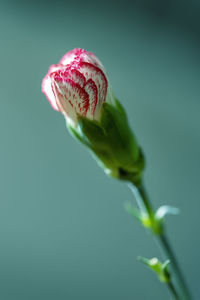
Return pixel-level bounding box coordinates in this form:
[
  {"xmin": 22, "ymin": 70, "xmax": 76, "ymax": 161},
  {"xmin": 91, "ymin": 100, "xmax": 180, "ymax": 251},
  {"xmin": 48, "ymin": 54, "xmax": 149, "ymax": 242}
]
[
  {"xmin": 60, "ymin": 50, "xmax": 78, "ymax": 66},
  {"xmin": 76, "ymin": 51, "xmax": 104, "ymax": 70},
  {"xmin": 63, "ymin": 69, "xmax": 86, "ymax": 88},
  {"xmin": 84, "ymin": 79, "xmax": 98, "ymax": 119},
  {"xmin": 60, "ymin": 49, "xmax": 97, "ymax": 68},
  {"xmin": 53, "ymin": 78, "xmax": 90, "ymax": 120},
  {"xmin": 48, "ymin": 64, "xmax": 62, "ymax": 74},
  {"xmin": 87, "ymin": 52, "xmax": 105, "ymax": 71},
  {"xmin": 41, "ymin": 74, "xmax": 59, "ymax": 111},
  {"xmin": 79, "ymin": 62, "xmax": 108, "ymax": 105},
  {"xmin": 52, "ymin": 82, "xmax": 77, "ymax": 125}
]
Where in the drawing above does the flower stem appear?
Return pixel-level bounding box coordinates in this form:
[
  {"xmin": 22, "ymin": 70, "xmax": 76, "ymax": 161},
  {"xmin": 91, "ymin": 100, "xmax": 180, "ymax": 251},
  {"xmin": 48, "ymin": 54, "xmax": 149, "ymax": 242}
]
[
  {"xmin": 167, "ymin": 281, "xmax": 180, "ymax": 300},
  {"xmin": 157, "ymin": 233, "xmax": 191, "ymax": 300},
  {"xmin": 130, "ymin": 182, "xmax": 192, "ymax": 300}
]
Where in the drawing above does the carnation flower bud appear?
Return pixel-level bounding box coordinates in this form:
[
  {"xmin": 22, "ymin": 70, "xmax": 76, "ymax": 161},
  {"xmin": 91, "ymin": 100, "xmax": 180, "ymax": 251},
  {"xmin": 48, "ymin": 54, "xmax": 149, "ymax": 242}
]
[
  {"xmin": 42, "ymin": 48, "xmax": 114, "ymax": 127},
  {"xmin": 42, "ymin": 48, "xmax": 145, "ymax": 185}
]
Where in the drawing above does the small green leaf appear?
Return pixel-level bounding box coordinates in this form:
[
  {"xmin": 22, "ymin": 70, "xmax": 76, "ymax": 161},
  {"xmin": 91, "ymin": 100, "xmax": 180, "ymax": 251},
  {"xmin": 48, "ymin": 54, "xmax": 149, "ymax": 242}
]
[
  {"xmin": 162, "ymin": 260, "xmax": 170, "ymax": 273},
  {"xmin": 155, "ymin": 205, "xmax": 180, "ymax": 221},
  {"xmin": 125, "ymin": 202, "xmax": 142, "ymax": 221},
  {"xmin": 138, "ymin": 256, "xmax": 171, "ymax": 283}
]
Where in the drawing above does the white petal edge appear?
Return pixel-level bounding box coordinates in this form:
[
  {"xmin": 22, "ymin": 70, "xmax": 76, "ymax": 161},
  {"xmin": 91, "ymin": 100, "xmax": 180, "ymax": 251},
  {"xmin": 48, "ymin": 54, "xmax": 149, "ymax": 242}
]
[
  {"xmin": 60, "ymin": 52, "xmax": 77, "ymax": 66},
  {"xmin": 42, "ymin": 75, "xmax": 59, "ymax": 111}
]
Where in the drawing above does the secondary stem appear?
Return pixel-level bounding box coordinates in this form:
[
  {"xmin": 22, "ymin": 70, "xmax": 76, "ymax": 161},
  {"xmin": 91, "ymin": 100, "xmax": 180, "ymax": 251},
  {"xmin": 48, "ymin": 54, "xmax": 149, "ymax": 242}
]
[{"xmin": 131, "ymin": 182, "xmax": 192, "ymax": 300}]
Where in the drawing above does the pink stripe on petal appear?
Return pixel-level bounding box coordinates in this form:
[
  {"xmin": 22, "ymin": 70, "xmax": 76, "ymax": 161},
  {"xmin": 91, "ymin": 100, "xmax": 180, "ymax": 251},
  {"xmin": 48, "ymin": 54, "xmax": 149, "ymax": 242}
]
[
  {"xmin": 42, "ymin": 49, "xmax": 109, "ymax": 124},
  {"xmin": 54, "ymin": 77, "xmax": 89, "ymax": 117},
  {"xmin": 84, "ymin": 79, "xmax": 98, "ymax": 119},
  {"xmin": 59, "ymin": 49, "xmax": 84, "ymax": 66},
  {"xmin": 79, "ymin": 62, "xmax": 108, "ymax": 105},
  {"xmin": 60, "ymin": 49, "xmax": 102, "ymax": 69},
  {"xmin": 63, "ymin": 69, "xmax": 86, "ymax": 88}
]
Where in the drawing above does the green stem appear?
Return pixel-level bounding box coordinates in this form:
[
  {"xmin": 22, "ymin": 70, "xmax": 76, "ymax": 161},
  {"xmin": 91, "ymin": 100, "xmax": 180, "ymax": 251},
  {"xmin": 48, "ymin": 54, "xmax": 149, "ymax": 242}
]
[
  {"xmin": 137, "ymin": 183, "xmax": 155, "ymax": 220},
  {"xmin": 158, "ymin": 233, "xmax": 191, "ymax": 300},
  {"xmin": 130, "ymin": 182, "xmax": 192, "ymax": 300},
  {"xmin": 167, "ymin": 281, "xmax": 180, "ymax": 300}
]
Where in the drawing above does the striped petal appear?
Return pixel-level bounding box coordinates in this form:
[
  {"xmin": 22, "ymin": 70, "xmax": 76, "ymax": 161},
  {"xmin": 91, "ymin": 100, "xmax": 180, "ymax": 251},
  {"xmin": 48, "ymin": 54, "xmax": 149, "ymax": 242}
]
[
  {"xmin": 84, "ymin": 79, "xmax": 98, "ymax": 119},
  {"xmin": 78, "ymin": 62, "xmax": 108, "ymax": 106},
  {"xmin": 42, "ymin": 49, "xmax": 111, "ymax": 126},
  {"xmin": 53, "ymin": 76, "xmax": 89, "ymax": 121},
  {"xmin": 62, "ymin": 69, "xmax": 86, "ymax": 88}
]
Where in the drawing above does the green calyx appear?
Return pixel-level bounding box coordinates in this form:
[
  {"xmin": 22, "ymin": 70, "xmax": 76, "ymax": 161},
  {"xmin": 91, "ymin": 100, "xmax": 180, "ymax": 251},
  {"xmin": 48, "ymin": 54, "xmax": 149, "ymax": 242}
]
[{"xmin": 67, "ymin": 99, "xmax": 145, "ymax": 186}]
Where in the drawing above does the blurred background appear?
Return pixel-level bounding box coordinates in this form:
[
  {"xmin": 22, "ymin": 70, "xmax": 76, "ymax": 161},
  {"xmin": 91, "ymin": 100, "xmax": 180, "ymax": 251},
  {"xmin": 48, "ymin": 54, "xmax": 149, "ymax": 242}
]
[{"xmin": 0, "ymin": 0, "xmax": 200, "ymax": 299}]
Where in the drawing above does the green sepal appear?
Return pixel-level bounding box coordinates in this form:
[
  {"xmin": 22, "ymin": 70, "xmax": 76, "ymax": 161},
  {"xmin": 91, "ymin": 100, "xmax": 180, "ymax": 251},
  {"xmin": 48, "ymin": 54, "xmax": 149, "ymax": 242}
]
[
  {"xmin": 77, "ymin": 118, "xmax": 106, "ymax": 147},
  {"xmin": 77, "ymin": 117, "xmax": 118, "ymax": 175},
  {"xmin": 113, "ymin": 98, "xmax": 127, "ymax": 116},
  {"xmin": 68, "ymin": 99, "xmax": 145, "ymax": 185},
  {"xmin": 101, "ymin": 102, "xmax": 138, "ymax": 162},
  {"xmin": 99, "ymin": 100, "xmax": 145, "ymax": 183},
  {"xmin": 67, "ymin": 123, "xmax": 90, "ymax": 147}
]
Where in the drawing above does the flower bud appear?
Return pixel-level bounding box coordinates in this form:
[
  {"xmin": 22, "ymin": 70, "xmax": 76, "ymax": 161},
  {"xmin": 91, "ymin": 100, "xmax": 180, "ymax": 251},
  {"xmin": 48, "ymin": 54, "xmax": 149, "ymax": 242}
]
[
  {"xmin": 42, "ymin": 48, "xmax": 145, "ymax": 185},
  {"xmin": 42, "ymin": 48, "xmax": 114, "ymax": 127}
]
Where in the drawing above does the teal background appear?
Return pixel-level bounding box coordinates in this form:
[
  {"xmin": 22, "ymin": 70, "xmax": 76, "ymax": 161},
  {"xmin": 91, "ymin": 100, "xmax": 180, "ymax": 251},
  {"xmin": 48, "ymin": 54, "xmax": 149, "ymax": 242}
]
[{"xmin": 0, "ymin": 0, "xmax": 200, "ymax": 299}]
